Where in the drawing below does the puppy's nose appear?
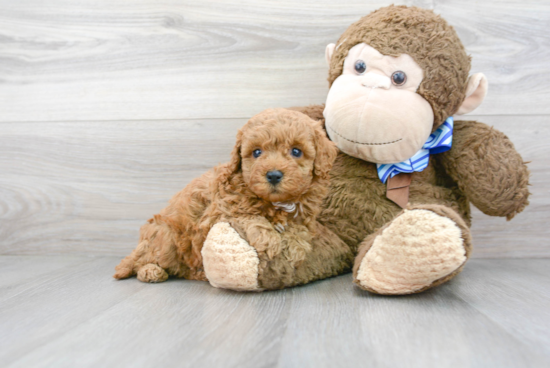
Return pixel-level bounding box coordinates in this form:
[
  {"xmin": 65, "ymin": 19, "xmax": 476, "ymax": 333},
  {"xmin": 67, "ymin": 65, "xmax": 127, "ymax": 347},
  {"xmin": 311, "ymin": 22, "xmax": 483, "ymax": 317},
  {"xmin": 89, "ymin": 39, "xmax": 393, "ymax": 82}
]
[{"xmin": 266, "ymin": 170, "xmax": 283, "ymax": 185}]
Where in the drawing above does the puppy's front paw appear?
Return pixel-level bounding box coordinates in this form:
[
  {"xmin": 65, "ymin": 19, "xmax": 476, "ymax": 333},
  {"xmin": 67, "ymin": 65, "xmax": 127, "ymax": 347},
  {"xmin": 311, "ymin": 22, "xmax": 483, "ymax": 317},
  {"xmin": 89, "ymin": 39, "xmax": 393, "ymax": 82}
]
[
  {"xmin": 202, "ymin": 222, "xmax": 262, "ymax": 291},
  {"xmin": 228, "ymin": 216, "xmax": 283, "ymax": 260}
]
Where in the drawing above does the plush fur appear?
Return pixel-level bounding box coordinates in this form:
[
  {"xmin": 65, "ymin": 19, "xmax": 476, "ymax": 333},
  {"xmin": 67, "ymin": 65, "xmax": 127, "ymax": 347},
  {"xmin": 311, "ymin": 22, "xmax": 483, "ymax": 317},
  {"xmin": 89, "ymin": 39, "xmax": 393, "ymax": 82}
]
[
  {"xmin": 264, "ymin": 6, "xmax": 529, "ymax": 294},
  {"xmin": 296, "ymin": 112, "xmax": 530, "ymax": 249},
  {"xmin": 283, "ymin": 104, "xmax": 530, "ymax": 293},
  {"xmin": 352, "ymin": 204, "xmax": 472, "ymax": 295},
  {"xmin": 202, "ymin": 217, "xmax": 355, "ymax": 291},
  {"xmin": 202, "ymin": 222, "xmax": 262, "ymax": 291},
  {"xmin": 113, "ymin": 108, "xmax": 338, "ymax": 282}
]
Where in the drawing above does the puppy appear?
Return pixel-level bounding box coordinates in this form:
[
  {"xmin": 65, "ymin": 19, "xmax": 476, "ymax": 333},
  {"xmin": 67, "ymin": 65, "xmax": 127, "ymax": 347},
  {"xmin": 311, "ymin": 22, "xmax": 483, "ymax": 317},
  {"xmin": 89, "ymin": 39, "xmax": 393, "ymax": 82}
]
[{"xmin": 114, "ymin": 108, "xmax": 338, "ymax": 283}]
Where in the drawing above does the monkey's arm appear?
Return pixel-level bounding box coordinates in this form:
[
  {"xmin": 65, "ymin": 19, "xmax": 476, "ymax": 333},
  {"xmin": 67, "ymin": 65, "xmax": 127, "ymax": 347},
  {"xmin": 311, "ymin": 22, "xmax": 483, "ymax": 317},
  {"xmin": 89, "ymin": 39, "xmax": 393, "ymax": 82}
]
[{"xmin": 438, "ymin": 120, "xmax": 530, "ymax": 220}]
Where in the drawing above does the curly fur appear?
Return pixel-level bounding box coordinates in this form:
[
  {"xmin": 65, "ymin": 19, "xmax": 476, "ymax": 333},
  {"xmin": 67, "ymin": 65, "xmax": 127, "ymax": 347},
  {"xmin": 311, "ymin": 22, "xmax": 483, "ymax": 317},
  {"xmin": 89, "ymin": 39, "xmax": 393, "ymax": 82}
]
[{"xmin": 113, "ymin": 108, "xmax": 338, "ymax": 282}]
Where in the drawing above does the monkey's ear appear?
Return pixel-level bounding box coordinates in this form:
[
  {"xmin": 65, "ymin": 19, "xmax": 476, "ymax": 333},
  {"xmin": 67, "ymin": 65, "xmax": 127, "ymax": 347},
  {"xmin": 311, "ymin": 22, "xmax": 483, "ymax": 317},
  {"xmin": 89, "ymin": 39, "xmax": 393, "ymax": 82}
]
[
  {"xmin": 325, "ymin": 43, "xmax": 336, "ymax": 66},
  {"xmin": 456, "ymin": 73, "xmax": 488, "ymax": 115}
]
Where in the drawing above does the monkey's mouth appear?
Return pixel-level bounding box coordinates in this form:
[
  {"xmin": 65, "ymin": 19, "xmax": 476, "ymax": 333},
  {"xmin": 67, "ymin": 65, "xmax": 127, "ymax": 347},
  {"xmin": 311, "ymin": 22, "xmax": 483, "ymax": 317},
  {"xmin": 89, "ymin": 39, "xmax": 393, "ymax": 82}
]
[{"xmin": 327, "ymin": 125, "xmax": 402, "ymax": 145}]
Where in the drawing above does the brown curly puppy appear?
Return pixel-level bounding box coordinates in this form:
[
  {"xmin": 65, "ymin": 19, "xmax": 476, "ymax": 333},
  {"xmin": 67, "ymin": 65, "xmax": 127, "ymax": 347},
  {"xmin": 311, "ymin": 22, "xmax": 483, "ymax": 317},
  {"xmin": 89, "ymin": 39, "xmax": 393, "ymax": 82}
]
[{"xmin": 113, "ymin": 108, "xmax": 338, "ymax": 283}]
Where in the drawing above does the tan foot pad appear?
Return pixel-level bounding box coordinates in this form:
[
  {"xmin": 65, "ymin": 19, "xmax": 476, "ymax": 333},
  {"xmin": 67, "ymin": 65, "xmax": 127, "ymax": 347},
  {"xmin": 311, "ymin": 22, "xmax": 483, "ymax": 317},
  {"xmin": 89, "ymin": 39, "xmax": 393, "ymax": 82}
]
[
  {"xmin": 137, "ymin": 264, "xmax": 169, "ymax": 283},
  {"xmin": 202, "ymin": 222, "xmax": 261, "ymax": 291},
  {"xmin": 356, "ymin": 209, "xmax": 466, "ymax": 294}
]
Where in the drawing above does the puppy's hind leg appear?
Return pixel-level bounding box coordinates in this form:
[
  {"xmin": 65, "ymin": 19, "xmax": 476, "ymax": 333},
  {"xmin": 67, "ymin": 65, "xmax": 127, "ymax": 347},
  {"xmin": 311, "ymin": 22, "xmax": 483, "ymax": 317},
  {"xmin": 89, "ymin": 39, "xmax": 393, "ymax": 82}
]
[
  {"xmin": 113, "ymin": 254, "xmax": 136, "ymax": 280},
  {"xmin": 114, "ymin": 251, "xmax": 169, "ymax": 283},
  {"xmin": 137, "ymin": 264, "xmax": 169, "ymax": 283},
  {"xmin": 113, "ymin": 218, "xmax": 174, "ymax": 282}
]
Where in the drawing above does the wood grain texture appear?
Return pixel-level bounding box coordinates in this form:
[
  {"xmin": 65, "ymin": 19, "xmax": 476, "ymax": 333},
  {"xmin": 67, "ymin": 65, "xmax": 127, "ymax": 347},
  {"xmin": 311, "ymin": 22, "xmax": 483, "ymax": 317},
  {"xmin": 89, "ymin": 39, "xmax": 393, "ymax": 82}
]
[
  {"xmin": 0, "ymin": 115, "xmax": 547, "ymax": 257},
  {"xmin": 467, "ymin": 115, "xmax": 550, "ymax": 257},
  {"xmin": 0, "ymin": 255, "xmax": 96, "ymax": 301},
  {"xmin": 452, "ymin": 259, "xmax": 550, "ymax": 359},
  {"xmin": 0, "ymin": 118, "xmax": 245, "ymax": 255},
  {"xmin": 0, "ymin": 256, "xmax": 549, "ymax": 367},
  {"xmin": 0, "ymin": 0, "xmax": 548, "ymax": 122}
]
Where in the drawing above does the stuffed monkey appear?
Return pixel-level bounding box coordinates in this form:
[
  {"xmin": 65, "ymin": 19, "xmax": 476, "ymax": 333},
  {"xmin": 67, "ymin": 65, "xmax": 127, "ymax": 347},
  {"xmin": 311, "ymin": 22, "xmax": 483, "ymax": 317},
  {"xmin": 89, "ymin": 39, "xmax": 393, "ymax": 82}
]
[{"xmin": 201, "ymin": 5, "xmax": 530, "ymax": 294}]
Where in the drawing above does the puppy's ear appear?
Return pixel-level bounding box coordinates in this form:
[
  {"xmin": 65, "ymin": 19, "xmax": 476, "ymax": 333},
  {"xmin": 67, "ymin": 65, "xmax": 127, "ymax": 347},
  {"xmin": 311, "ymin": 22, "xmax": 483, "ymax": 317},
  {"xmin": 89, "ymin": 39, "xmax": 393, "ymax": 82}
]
[
  {"xmin": 312, "ymin": 120, "xmax": 338, "ymax": 180},
  {"xmin": 218, "ymin": 129, "xmax": 243, "ymax": 183}
]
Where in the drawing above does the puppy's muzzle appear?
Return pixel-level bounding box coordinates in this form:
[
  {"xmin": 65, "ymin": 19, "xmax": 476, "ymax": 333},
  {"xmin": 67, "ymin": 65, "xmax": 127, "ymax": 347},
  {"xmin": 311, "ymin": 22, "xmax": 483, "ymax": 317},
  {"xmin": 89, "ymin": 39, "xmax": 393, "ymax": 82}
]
[{"xmin": 266, "ymin": 170, "xmax": 283, "ymax": 185}]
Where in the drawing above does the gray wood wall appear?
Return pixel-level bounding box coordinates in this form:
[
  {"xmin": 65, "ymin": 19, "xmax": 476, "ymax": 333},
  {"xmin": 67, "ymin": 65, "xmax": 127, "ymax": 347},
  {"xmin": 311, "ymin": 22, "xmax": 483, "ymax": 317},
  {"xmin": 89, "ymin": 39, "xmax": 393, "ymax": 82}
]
[{"xmin": 1, "ymin": 0, "xmax": 548, "ymax": 257}]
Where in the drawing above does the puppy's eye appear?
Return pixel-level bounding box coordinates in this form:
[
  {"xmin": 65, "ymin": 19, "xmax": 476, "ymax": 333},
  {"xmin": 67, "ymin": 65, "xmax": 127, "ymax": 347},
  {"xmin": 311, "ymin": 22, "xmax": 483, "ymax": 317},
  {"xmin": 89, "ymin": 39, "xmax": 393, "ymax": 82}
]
[
  {"xmin": 354, "ymin": 60, "xmax": 366, "ymax": 74},
  {"xmin": 391, "ymin": 71, "xmax": 407, "ymax": 86},
  {"xmin": 291, "ymin": 148, "xmax": 302, "ymax": 158},
  {"xmin": 253, "ymin": 149, "xmax": 262, "ymax": 158}
]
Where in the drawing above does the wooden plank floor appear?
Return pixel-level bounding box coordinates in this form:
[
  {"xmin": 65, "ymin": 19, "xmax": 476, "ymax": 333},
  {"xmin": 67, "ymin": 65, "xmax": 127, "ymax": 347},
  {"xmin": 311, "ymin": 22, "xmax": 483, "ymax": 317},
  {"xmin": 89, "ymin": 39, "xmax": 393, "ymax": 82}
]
[{"xmin": 1, "ymin": 256, "xmax": 549, "ymax": 368}]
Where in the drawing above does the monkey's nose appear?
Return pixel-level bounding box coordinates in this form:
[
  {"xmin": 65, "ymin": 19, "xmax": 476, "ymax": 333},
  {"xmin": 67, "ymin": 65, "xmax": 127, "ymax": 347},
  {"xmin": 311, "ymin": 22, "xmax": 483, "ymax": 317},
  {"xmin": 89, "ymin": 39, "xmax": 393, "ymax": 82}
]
[
  {"xmin": 361, "ymin": 72, "xmax": 391, "ymax": 89},
  {"xmin": 266, "ymin": 170, "xmax": 284, "ymax": 185}
]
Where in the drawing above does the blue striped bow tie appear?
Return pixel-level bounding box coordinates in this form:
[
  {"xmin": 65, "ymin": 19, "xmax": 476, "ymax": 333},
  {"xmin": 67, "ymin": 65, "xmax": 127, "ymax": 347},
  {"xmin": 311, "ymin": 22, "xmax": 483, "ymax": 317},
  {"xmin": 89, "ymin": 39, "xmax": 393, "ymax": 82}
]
[{"xmin": 377, "ymin": 117, "xmax": 454, "ymax": 183}]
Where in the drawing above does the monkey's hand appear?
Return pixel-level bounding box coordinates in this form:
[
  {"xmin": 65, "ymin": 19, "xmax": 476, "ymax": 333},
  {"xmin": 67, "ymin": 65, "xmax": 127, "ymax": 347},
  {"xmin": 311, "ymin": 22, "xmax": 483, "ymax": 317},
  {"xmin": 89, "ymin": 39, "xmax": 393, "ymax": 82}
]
[{"xmin": 438, "ymin": 120, "xmax": 530, "ymax": 220}]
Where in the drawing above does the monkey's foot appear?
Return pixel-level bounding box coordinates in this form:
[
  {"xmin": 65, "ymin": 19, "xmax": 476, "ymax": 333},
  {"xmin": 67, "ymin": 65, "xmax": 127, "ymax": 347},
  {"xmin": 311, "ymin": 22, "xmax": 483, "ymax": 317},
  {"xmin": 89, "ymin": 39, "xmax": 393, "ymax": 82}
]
[
  {"xmin": 353, "ymin": 207, "xmax": 469, "ymax": 295},
  {"xmin": 202, "ymin": 222, "xmax": 262, "ymax": 291},
  {"xmin": 137, "ymin": 264, "xmax": 169, "ymax": 283}
]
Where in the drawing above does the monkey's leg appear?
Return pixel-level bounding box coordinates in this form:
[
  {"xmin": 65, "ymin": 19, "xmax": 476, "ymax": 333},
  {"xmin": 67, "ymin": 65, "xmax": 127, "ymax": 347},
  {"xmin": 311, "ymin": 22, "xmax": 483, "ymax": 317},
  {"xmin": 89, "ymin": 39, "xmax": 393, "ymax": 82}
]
[
  {"xmin": 201, "ymin": 222, "xmax": 264, "ymax": 291},
  {"xmin": 353, "ymin": 204, "xmax": 472, "ymax": 295},
  {"xmin": 258, "ymin": 223, "xmax": 354, "ymax": 290},
  {"xmin": 202, "ymin": 220, "xmax": 353, "ymax": 291}
]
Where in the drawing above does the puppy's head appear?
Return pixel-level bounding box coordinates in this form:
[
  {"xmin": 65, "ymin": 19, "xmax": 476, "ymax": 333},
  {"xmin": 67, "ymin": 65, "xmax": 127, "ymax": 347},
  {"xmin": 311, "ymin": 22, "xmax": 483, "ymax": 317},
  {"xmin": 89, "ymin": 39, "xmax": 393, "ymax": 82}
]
[{"xmin": 223, "ymin": 108, "xmax": 338, "ymax": 203}]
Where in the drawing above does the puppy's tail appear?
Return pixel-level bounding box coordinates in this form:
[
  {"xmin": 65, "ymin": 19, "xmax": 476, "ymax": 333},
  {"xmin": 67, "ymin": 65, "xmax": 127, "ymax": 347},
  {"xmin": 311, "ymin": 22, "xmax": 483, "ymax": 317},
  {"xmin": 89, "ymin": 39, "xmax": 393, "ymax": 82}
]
[{"xmin": 113, "ymin": 255, "xmax": 136, "ymax": 280}]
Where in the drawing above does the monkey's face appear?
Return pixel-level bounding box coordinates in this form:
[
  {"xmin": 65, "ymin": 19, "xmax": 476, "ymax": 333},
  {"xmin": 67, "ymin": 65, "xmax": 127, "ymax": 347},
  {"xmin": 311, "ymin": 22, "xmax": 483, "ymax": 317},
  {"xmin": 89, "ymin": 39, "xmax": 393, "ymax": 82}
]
[{"xmin": 324, "ymin": 43, "xmax": 434, "ymax": 164}]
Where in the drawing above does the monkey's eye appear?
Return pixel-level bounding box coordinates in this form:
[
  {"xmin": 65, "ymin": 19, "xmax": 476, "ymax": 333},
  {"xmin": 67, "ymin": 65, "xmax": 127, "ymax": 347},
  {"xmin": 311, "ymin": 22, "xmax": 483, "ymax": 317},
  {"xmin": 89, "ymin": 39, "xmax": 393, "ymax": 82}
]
[
  {"xmin": 291, "ymin": 148, "xmax": 302, "ymax": 158},
  {"xmin": 354, "ymin": 60, "xmax": 366, "ymax": 74},
  {"xmin": 391, "ymin": 71, "xmax": 407, "ymax": 86},
  {"xmin": 253, "ymin": 149, "xmax": 262, "ymax": 158}
]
